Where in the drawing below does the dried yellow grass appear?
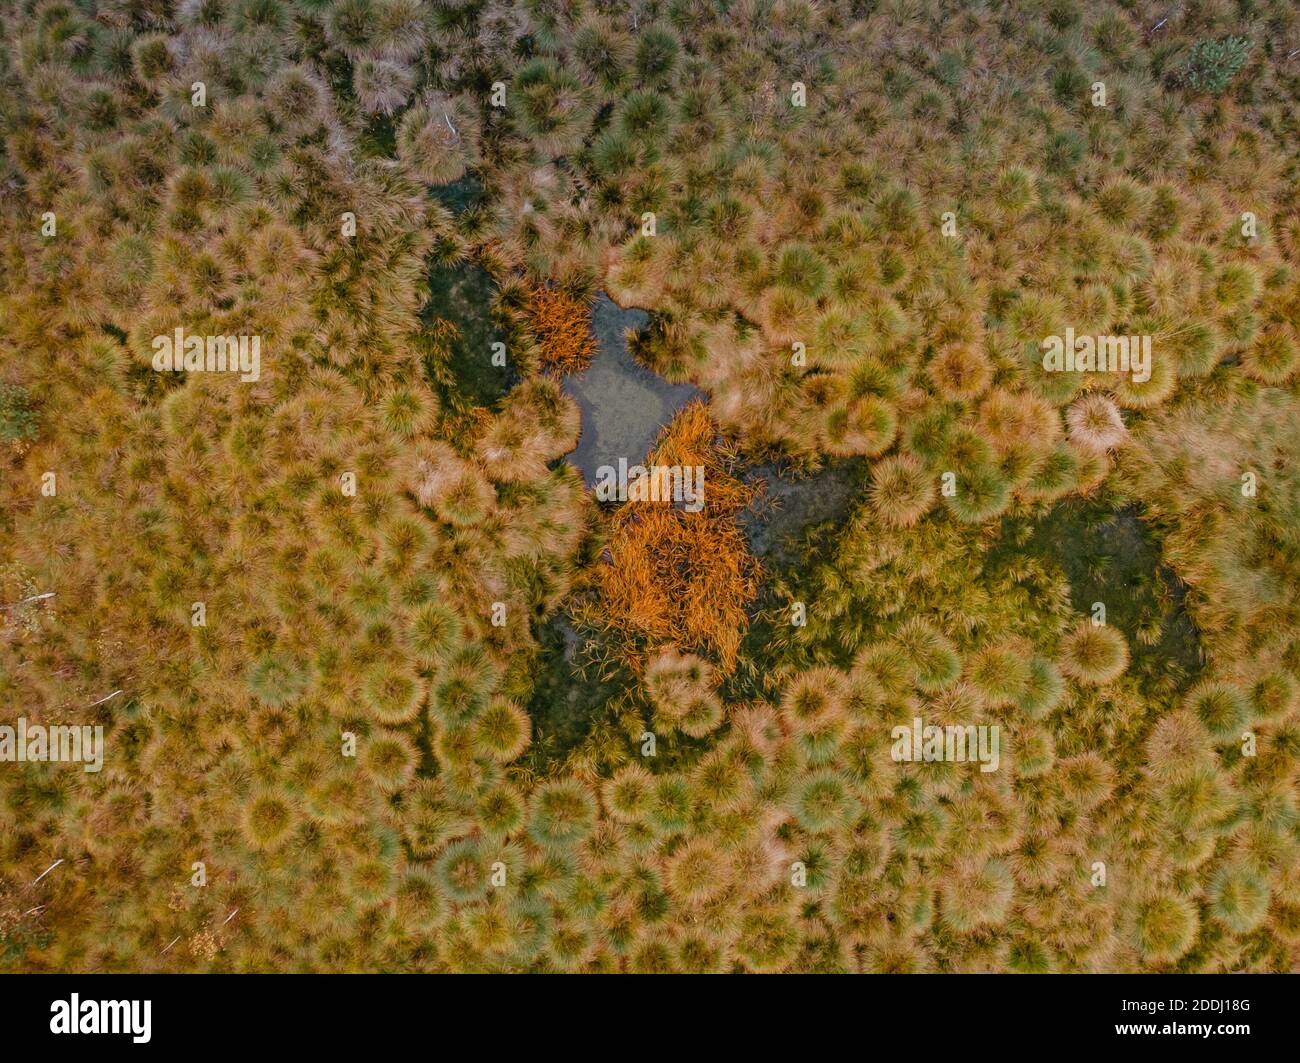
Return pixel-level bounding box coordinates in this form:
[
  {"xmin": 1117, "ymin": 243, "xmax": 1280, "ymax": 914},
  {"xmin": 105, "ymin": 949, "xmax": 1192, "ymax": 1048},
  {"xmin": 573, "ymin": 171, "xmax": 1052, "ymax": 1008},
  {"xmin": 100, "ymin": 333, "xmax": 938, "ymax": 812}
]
[
  {"xmin": 531, "ymin": 285, "xmax": 598, "ymax": 376},
  {"xmin": 592, "ymin": 403, "xmax": 761, "ymax": 672}
]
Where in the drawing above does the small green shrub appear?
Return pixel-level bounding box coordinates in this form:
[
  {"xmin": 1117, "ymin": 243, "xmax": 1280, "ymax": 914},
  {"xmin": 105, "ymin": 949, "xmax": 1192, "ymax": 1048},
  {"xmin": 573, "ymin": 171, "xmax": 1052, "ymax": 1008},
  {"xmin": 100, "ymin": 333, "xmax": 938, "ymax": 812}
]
[
  {"xmin": 0, "ymin": 383, "xmax": 37, "ymax": 442},
  {"xmin": 1183, "ymin": 37, "xmax": 1251, "ymax": 94}
]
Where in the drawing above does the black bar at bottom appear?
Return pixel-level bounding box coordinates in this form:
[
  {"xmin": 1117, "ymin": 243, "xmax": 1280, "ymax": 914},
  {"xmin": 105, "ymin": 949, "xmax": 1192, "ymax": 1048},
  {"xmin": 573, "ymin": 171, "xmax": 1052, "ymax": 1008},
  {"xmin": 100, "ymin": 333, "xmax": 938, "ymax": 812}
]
[{"xmin": 1, "ymin": 972, "xmax": 1290, "ymax": 1051}]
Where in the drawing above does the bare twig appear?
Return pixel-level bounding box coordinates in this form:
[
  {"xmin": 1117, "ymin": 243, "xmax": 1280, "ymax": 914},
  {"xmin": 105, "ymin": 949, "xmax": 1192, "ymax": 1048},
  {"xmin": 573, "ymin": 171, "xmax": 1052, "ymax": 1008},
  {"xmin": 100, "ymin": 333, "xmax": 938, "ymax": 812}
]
[
  {"xmin": 0, "ymin": 591, "xmax": 54, "ymax": 611},
  {"xmin": 86, "ymin": 690, "xmax": 122, "ymax": 708},
  {"xmin": 1147, "ymin": 5, "xmax": 1182, "ymax": 38},
  {"xmin": 31, "ymin": 859, "xmax": 63, "ymax": 886}
]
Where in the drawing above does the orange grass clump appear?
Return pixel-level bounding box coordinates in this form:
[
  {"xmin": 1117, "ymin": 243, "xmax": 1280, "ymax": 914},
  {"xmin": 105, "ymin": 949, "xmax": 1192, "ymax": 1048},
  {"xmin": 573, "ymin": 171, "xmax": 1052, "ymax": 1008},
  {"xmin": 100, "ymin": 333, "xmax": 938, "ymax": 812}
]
[
  {"xmin": 531, "ymin": 285, "xmax": 598, "ymax": 375},
  {"xmin": 590, "ymin": 403, "xmax": 761, "ymax": 672}
]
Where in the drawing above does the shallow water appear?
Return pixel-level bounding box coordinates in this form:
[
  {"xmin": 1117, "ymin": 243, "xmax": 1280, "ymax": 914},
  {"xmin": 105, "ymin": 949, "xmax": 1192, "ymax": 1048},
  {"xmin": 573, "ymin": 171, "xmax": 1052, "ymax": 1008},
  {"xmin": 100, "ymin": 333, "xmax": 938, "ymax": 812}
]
[
  {"xmin": 419, "ymin": 171, "xmax": 515, "ymax": 409},
  {"xmin": 739, "ymin": 459, "xmax": 867, "ymax": 565},
  {"xmin": 561, "ymin": 294, "xmax": 704, "ymax": 485},
  {"xmin": 431, "ymin": 173, "xmax": 484, "ymax": 214},
  {"xmin": 422, "ymin": 261, "xmax": 517, "ymax": 408},
  {"xmin": 522, "ymin": 612, "xmax": 627, "ymax": 772},
  {"xmin": 1018, "ymin": 499, "xmax": 1204, "ymax": 681}
]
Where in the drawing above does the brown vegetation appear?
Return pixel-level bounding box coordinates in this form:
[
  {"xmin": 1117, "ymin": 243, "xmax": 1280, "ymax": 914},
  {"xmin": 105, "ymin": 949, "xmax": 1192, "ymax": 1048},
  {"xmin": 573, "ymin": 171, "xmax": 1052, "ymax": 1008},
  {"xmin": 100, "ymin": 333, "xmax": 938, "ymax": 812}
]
[
  {"xmin": 530, "ymin": 285, "xmax": 598, "ymax": 376},
  {"xmin": 586, "ymin": 403, "xmax": 760, "ymax": 672}
]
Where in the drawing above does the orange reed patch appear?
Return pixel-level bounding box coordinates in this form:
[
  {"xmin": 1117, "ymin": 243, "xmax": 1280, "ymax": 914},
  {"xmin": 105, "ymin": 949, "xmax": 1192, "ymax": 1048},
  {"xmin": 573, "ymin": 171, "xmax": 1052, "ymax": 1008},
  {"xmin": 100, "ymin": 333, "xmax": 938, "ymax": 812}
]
[
  {"xmin": 531, "ymin": 285, "xmax": 598, "ymax": 376},
  {"xmin": 588, "ymin": 403, "xmax": 761, "ymax": 672}
]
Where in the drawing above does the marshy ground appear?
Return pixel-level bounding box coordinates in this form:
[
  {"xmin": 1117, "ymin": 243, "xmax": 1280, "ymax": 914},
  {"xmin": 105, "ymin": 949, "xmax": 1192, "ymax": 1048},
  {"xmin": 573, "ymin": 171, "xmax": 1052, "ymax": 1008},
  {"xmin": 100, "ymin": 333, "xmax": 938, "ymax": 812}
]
[{"xmin": 560, "ymin": 294, "xmax": 703, "ymax": 486}]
